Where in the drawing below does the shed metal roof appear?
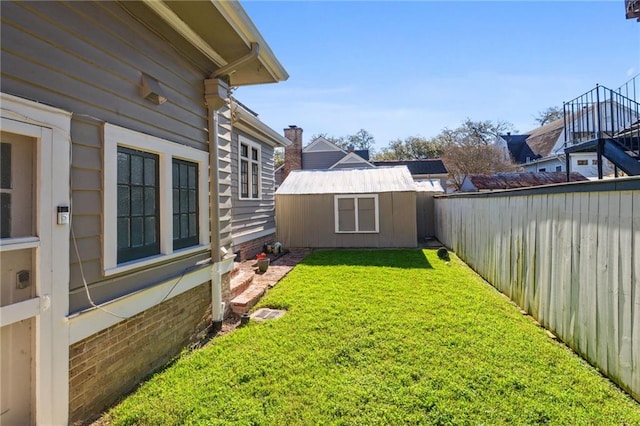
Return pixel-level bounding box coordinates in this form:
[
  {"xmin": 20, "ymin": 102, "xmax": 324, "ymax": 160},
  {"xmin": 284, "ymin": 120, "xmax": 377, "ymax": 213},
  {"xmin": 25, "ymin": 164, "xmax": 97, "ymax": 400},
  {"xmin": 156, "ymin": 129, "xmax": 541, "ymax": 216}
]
[
  {"xmin": 276, "ymin": 166, "xmax": 416, "ymax": 195},
  {"xmin": 414, "ymin": 179, "xmax": 445, "ymax": 193}
]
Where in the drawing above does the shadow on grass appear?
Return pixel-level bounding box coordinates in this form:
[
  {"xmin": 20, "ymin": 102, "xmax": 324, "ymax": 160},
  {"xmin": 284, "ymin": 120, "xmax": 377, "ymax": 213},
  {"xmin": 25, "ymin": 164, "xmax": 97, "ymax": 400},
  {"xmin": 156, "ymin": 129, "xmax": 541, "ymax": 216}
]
[{"xmin": 300, "ymin": 249, "xmax": 433, "ymax": 269}]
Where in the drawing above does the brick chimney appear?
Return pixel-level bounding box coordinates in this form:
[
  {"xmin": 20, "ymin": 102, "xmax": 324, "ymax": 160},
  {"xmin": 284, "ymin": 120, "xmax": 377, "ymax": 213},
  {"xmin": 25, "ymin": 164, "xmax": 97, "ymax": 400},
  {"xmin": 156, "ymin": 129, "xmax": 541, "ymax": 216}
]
[{"xmin": 283, "ymin": 125, "xmax": 303, "ymax": 181}]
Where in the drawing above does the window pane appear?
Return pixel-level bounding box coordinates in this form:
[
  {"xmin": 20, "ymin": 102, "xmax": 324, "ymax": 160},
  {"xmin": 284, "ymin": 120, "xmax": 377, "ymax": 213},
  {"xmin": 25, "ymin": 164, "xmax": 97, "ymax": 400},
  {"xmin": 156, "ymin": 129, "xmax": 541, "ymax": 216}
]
[
  {"xmin": 117, "ymin": 151, "xmax": 129, "ymax": 185},
  {"xmin": 251, "ymin": 148, "xmax": 258, "ymax": 161},
  {"xmin": 241, "ymin": 143, "xmax": 248, "ymax": 158},
  {"xmin": 117, "ymin": 147, "xmax": 159, "ymax": 263},
  {"xmin": 1, "ymin": 143, "xmax": 12, "ymax": 189},
  {"xmin": 173, "ymin": 188, "xmax": 180, "ymax": 215},
  {"xmin": 337, "ymin": 198, "xmax": 355, "ymax": 232},
  {"xmin": 144, "ymin": 157, "xmax": 155, "ymax": 185},
  {"xmin": 173, "ymin": 214, "xmax": 180, "ymax": 241},
  {"xmin": 358, "ymin": 198, "xmax": 376, "ymax": 232},
  {"xmin": 117, "ymin": 185, "xmax": 130, "ymax": 216},
  {"xmin": 131, "ymin": 217, "xmax": 143, "ymax": 247},
  {"xmin": 1, "ymin": 193, "xmax": 11, "ymax": 238},
  {"xmin": 131, "ymin": 155, "xmax": 143, "ymax": 185},
  {"xmin": 117, "ymin": 218, "xmax": 129, "ymax": 250},
  {"xmin": 180, "ymin": 163, "xmax": 188, "ymax": 189},
  {"xmin": 188, "ymin": 165, "xmax": 196, "ymax": 188},
  {"xmin": 131, "ymin": 186, "xmax": 143, "ymax": 215},
  {"xmin": 173, "ymin": 162, "xmax": 179, "ymax": 187},
  {"xmin": 144, "ymin": 187, "xmax": 155, "ymax": 215},
  {"xmin": 145, "ymin": 216, "xmax": 156, "ymax": 244},
  {"xmin": 240, "ymin": 160, "xmax": 248, "ymax": 198},
  {"xmin": 189, "ymin": 190, "xmax": 196, "ymax": 211},
  {"xmin": 172, "ymin": 159, "xmax": 199, "ymax": 250},
  {"xmin": 180, "ymin": 188, "xmax": 188, "ymax": 213},
  {"xmin": 252, "ymin": 163, "xmax": 259, "ymax": 198},
  {"xmin": 189, "ymin": 214, "xmax": 197, "ymax": 237}
]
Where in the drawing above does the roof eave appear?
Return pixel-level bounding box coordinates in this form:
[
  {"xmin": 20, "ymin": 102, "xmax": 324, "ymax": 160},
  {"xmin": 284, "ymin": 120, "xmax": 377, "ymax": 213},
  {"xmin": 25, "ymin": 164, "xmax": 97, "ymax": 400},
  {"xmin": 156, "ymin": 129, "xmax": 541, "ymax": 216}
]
[
  {"xmin": 144, "ymin": 0, "xmax": 288, "ymax": 85},
  {"xmin": 235, "ymin": 104, "xmax": 291, "ymax": 147},
  {"xmin": 212, "ymin": 0, "xmax": 289, "ymax": 83}
]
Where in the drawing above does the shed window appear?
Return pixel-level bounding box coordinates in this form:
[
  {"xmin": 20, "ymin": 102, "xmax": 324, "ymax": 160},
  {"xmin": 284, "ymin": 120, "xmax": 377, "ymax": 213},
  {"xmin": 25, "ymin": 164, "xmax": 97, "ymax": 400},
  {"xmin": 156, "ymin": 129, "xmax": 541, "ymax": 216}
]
[
  {"xmin": 577, "ymin": 159, "xmax": 588, "ymax": 166},
  {"xmin": 335, "ymin": 194, "xmax": 379, "ymax": 233}
]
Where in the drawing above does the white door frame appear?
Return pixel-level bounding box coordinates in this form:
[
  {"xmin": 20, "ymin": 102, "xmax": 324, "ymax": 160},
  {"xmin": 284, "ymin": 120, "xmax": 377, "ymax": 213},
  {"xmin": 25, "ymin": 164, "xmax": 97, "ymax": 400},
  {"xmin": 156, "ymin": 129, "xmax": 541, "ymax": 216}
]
[{"xmin": 0, "ymin": 93, "xmax": 71, "ymax": 425}]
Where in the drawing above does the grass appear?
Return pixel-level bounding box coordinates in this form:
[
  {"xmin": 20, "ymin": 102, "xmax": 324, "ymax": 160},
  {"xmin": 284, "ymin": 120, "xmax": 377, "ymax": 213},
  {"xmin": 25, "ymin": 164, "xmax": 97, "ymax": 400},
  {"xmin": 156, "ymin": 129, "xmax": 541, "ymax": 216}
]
[{"xmin": 105, "ymin": 249, "xmax": 640, "ymax": 425}]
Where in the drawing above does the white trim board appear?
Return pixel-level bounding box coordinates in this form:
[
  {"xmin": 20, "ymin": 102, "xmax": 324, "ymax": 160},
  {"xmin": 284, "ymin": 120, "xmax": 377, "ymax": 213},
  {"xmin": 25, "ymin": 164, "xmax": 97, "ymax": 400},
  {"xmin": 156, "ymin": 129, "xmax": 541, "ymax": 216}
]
[{"xmin": 1, "ymin": 92, "xmax": 71, "ymax": 426}]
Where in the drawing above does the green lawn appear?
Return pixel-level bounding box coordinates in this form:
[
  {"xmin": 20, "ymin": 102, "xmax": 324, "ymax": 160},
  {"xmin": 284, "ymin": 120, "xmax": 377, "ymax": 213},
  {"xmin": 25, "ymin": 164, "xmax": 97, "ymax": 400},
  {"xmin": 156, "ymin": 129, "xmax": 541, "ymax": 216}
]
[{"xmin": 105, "ymin": 250, "xmax": 640, "ymax": 425}]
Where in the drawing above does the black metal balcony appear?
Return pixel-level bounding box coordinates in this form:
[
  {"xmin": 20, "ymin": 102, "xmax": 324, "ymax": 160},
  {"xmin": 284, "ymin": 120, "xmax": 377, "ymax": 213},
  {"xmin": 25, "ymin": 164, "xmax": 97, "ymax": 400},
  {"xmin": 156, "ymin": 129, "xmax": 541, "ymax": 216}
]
[{"xmin": 563, "ymin": 78, "xmax": 640, "ymax": 177}]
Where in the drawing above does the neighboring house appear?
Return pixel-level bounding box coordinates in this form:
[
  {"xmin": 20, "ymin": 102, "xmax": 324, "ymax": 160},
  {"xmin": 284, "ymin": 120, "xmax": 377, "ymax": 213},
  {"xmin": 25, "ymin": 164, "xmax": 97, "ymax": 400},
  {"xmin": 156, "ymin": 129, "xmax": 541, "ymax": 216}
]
[
  {"xmin": 0, "ymin": 1, "xmax": 287, "ymax": 424},
  {"xmin": 460, "ymin": 172, "xmax": 588, "ymax": 192},
  {"xmin": 498, "ymin": 92, "xmax": 640, "ymax": 178},
  {"xmin": 496, "ymin": 118, "xmax": 615, "ymax": 178},
  {"xmin": 275, "ymin": 167, "xmax": 417, "ymax": 248},
  {"xmin": 276, "ymin": 126, "xmax": 373, "ymax": 185},
  {"xmin": 276, "ymin": 127, "xmax": 448, "ymax": 187},
  {"xmin": 373, "ymin": 159, "xmax": 449, "ymax": 189},
  {"xmin": 230, "ymin": 102, "xmax": 291, "ymax": 260}
]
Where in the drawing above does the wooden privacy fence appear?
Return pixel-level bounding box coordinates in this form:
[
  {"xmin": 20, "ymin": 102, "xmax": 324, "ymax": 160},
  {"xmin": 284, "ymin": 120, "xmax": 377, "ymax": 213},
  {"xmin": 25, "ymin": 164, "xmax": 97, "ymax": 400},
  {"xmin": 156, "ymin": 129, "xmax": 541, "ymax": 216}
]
[{"xmin": 434, "ymin": 178, "xmax": 640, "ymax": 401}]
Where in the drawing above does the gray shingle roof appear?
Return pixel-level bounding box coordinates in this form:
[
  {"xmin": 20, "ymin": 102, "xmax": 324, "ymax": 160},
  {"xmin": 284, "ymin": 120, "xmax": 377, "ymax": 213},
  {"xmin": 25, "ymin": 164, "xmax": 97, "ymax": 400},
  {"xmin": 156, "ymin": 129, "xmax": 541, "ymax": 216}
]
[{"xmin": 372, "ymin": 159, "xmax": 448, "ymax": 175}]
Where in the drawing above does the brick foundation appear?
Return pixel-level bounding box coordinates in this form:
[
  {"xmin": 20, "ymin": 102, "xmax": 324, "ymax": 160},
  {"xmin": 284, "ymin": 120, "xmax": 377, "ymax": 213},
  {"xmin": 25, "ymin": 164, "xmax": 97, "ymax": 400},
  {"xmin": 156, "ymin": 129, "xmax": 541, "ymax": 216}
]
[
  {"xmin": 233, "ymin": 233, "xmax": 276, "ymax": 261},
  {"xmin": 68, "ymin": 282, "xmax": 212, "ymax": 424}
]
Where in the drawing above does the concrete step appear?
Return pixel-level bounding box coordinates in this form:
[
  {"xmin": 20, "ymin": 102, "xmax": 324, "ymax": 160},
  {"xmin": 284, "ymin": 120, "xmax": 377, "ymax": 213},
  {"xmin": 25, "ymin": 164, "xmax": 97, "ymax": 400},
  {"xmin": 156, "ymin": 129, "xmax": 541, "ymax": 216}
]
[
  {"xmin": 230, "ymin": 270, "xmax": 254, "ymax": 299},
  {"xmin": 230, "ymin": 283, "xmax": 268, "ymax": 315}
]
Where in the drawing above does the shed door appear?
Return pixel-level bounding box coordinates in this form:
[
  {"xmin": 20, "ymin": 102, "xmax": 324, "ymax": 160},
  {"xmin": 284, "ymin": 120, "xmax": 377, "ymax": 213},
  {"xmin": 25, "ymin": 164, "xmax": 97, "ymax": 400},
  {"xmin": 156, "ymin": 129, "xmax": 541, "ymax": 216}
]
[{"xmin": 1, "ymin": 126, "xmax": 47, "ymax": 426}]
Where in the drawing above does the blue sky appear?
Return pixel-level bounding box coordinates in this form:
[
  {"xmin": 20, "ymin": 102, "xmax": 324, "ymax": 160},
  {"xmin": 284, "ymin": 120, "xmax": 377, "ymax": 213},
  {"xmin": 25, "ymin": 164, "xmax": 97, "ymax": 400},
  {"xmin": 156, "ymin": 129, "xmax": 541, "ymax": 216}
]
[{"xmin": 238, "ymin": 1, "xmax": 640, "ymax": 148}]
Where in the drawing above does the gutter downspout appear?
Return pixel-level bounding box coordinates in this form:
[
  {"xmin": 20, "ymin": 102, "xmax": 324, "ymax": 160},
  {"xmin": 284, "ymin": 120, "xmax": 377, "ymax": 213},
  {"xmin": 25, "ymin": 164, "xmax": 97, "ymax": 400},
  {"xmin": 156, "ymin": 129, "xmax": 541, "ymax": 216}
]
[
  {"xmin": 205, "ymin": 79, "xmax": 229, "ymax": 333},
  {"xmin": 212, "ymin": 42, "xmax": 260, "ymax": 80},
  {"xmin": 204, "ymin": 42, "xmax": 260, "ymax": 331}
]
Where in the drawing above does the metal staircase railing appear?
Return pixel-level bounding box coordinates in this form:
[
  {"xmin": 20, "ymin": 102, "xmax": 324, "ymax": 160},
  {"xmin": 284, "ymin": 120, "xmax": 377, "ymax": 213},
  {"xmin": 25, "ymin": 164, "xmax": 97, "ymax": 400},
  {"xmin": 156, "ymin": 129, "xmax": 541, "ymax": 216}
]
[
  {"xmin": 563, "ymin": 84, "xmax": 640, "ymax": 155},
  {"xmin": 563, "ymin": 83, "xmax": 640, "ymax": 177}
]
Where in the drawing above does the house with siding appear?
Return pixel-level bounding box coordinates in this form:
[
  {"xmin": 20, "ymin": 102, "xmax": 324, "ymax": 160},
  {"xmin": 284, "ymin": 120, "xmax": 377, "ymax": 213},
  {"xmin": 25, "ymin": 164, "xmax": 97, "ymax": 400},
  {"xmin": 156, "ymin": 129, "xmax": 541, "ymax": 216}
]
[
  {"xmin": 230, "ymin": 101, "xmax": 291, "ymax": 260},
  {"xmin": 0, "ymin": 1, "xmax": 287, "ymax": 424},
  {"xmin": 276, "ymin": 127, "xmax": 374, "ymax": 185}
]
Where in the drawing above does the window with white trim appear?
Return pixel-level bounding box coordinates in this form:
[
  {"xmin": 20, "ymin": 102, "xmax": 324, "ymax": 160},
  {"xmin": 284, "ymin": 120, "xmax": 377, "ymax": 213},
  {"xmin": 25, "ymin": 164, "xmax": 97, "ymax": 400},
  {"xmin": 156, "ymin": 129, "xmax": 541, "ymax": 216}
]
[
  {"xmin": 103, "ymin": 124, "xmax": 210, "ymax": 275},
  {"xmin": 334, "ymin": 194, "xmax": 379, "ymax": 233},
  {"xmin": 238, "ymin": 136, "xmax": 261, "ymax": 199}
]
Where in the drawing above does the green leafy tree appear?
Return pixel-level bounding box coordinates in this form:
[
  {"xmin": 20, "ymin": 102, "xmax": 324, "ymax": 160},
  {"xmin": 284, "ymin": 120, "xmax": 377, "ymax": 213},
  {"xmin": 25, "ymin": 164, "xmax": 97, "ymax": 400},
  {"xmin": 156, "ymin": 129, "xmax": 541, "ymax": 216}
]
[
  {"xmin": 309, "ymin": 129, "xmax": 375, "ymax": 152},
  {"xmin": 373, "ymin": 136, "xmax": 446, "ymax": 160}
]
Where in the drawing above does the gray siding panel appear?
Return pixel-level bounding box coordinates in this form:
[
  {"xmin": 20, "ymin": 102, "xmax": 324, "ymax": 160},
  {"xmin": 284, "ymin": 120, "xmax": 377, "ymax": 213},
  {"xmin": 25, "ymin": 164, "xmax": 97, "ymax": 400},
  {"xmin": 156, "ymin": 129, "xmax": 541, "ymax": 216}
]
[
  {"xmin": 230, "ymin": 129, "xmax": 277, "ymax": 244},
  {"xmin": 1, "ymin": 2, "xmax": 217, "ymax": 308},
  {"xmin": 302, "ymin": 151, "xmax": 345, "ymax": 170},
  {"xmin": 1, "ymin": 1, "xmax": 209, "ymax": 150}
]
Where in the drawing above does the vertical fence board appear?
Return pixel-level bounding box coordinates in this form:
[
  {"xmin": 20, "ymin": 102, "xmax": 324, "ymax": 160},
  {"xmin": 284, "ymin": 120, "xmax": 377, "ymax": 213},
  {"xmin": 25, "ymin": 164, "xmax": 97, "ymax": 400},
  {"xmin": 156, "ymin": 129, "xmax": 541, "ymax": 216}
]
[{"xmin": 435, "ymin": 184, "xmax": 639, "ymax": 401}]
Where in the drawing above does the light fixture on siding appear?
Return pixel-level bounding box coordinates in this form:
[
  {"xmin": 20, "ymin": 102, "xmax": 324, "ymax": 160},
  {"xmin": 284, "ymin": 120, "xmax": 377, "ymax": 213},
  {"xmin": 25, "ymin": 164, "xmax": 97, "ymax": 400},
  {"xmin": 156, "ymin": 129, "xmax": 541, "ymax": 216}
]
[{"xmin": 140, "ymin": 74, "xmax": 167, "ymax": 105}]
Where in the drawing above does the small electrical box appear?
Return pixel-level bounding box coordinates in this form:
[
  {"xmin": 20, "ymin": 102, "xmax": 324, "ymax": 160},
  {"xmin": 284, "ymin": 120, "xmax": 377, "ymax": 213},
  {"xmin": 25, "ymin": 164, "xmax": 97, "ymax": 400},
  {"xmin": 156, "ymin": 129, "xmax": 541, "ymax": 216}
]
[{"xmin": 57, "ymin": 205, "xmax": 70, "ymax": 225}]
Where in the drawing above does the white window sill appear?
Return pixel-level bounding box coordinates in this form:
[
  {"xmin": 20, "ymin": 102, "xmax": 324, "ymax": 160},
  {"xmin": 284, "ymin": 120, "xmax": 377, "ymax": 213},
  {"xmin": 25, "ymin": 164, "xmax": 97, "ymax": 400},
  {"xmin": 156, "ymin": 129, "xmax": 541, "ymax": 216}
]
[
  {"xmin": 335, "ymin": 231, "xmax": 380, "ymax": 234},
  {"xmin": 103, "ymin": 244, "xmax": 211, "ymax": 277}
]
